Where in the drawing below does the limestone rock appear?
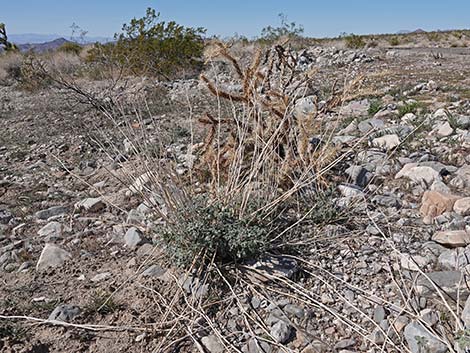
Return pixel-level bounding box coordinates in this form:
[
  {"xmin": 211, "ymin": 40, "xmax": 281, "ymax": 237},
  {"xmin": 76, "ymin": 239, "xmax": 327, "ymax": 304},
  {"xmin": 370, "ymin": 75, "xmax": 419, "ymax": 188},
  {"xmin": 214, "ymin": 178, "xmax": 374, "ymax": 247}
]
[
  {"xmin": 36, "ymin": 244, "xmax": 72, "ymax": 271},
  {"xmin": 201, "ymin": 335, "xmax": 225, "ymax": 353},
  {"xmin": 372, "ymin": 134, "xmax": 400, "ymax": 150},
  {"xmin": 74, "ymin": 197, "xmax": 106, "ymax": 212},
  {"xmin": 404, "ymin": 321, "xmax": 447, "ymax": 353},
  {"xmin": 124, "ymin": 227, "xmax": 145, "ymax": 249},
  {"xmin": 454, "ymin": 197, "xmax": 470, "ymax": 216},
  {"xmin": 396, "ymin": 163, "xmax": 441, "ymax": 184},
  {"xmin": 48, "ymin": 304, "xmax": 81, "ymax": 322},
  {"xmin": 38, "ymin": 221, "xmax": 70, "ymax": 239},
  {"xmin": 432, "ymin": 230, "xmax": 470, "ymax": 248},
  {"xmin": 415, "ymin": 271, "xmax": 470, "ymax": 299},
  {"xmin": 419, "ymin": 191, "xmax": 460, "ymax": 224}
]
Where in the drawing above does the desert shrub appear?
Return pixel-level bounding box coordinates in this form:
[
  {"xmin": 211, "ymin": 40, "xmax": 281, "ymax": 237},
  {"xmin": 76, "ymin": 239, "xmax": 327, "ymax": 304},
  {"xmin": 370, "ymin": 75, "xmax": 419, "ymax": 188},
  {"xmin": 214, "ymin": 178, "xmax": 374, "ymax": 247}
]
[
  {"xmin": 84, "ymin": 289, "xmax": 120, "ymax": 316},
  {"xmin": 0, "ymin": 53, "xmax": 52, "ymax": 90},
  {"xmin": 0, "ymin": 52, "xmax": 23, "ymax": 83},
  {"xmin": 368, "ymin": 98, "xmax": 382, "ymax": 116},
  {"xmin": 47, "ymin": 51, "xmax": 82, "ymax": 75},
  {"xmin": 86, "ymin": 8, "xmax": 206, "ymax": 79},
  {"xmin": 58, "ymin": 42, "xmax": 82, "ymax": 55},
  {"xmin": 343, "ymin": 33, "xmax": 366, "ymax": 49},
  {"xmin": 259, "ymin": 13, "xmax": 304, "ymax": 42},
  {"xmin": 160, "ymin": 196, "xmax": 275, "ymax": 266},
  {"xmin": 426, "ymin": 31, "xmax": 441, "ymax": 42},
  {"xmin": 388, "ymin": 36, "xmax": 400, "ymax": 46},
  {"xmin": 398, "ymin": 101, "xmax": 419, "ymax": 117}
]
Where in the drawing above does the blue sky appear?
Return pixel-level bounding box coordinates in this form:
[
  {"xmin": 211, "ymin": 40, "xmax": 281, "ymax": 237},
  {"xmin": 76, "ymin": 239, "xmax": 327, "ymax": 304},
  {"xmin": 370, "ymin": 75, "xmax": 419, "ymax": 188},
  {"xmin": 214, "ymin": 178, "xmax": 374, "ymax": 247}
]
[{"xmin": 2, "ymin": 0, "xmax": 469, "ymax": 39}]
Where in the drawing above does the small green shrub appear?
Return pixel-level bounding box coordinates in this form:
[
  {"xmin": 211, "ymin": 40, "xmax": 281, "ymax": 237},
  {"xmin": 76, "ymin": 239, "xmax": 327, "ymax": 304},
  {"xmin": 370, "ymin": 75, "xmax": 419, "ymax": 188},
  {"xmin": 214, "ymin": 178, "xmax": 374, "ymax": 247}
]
[
  {"xmin": 259, "ymin": 13, "xmax": 304, "ymax": 42},
  {"xmin": 398, "ymin": 101, "xmax": 419, "ymax": 117},
  {"xmin": 58, "ymin": 42, "xmax": 82, "ymax": 55},
  {"xmin": 388, "ymin": 36, "xmax": 400, "ymax": 46},
  {"xmin": 368, "ymin": 98, "xmax": 382, "ymax": 116},
  {"xmin": 86, "ymin": 8, "xmax": 206, "ymax": 79},
  {"xmin": 159, "ymin": 196, "xmax": 275, "ymax": 266},
  {"xmin": 426, "ymin": 32, "xmax": 441, "ymax": 42},
  {"xmin": 85, "ymin": 289, "xmax": 120, "ymax": 316},
  {"xmin": 344, "ymin": 34, "xmax": 366, "ymax": 49}
]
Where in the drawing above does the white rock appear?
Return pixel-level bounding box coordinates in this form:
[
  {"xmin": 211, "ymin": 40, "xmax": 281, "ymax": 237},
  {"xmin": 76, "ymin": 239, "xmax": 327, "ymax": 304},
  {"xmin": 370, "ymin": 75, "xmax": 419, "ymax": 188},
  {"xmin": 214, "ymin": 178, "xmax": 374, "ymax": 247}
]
[
  {"xmin": 372, "ymin": 134, "xmax": 400, "ymax": 150},
  {"xmin": 401, "ymin": 113, "xmax": 417, "ymax": 123},
  {"xmin": 454, "ymin": 197, "xmax": 470, "ymax": 216},
  {"xmin": 395, "ymin": 163, "xmax": 441, "ymax": 184},
  {"xmin": 91, "ymin": 272, "xmax": 112, "ymax": 282},
  {"xmin": 293, "ymin": 96, "xmax": 315, "ymax": 120},
  {"xmin": 38, "ymin": 222, "xmax": 69, "ymax": 239},
  {"xmin": 401, "ymin": 254, "xmax": 431, "ymax": 271},
  {"xmin": 201, "ymin": 335, "xmax": 224, "ymax": 353},
  {"xmin": 404, "ymin": 321, "xmax": 447, "ymax": 353},
  {"xmin": 74, "ymin": 197, "xmax": 105, "ymax": 212},
  {"xmin": 36, "ymin": 244, "xmax": 72, "ymax": 271},
  {"xmin": 432, "ymin": 230, "xmax": 470, "ymax": 248},
  {"xmin": 434, "ymin": 108, "xmax": 448, "ymax": 119},
  {"xmin": 434, "ymin": 121, "xmax": 454, "ymax": 137},
  {"xmin": 128, "ymin": 172, "xmax": 151, "ymax": 195},
  {"xmin": 124, "ymin": 227, "xmax": 145, "ymax": 249},
  {"xmin": 338, "ymin": 184, "xmax": 364, "ymax": 198}
]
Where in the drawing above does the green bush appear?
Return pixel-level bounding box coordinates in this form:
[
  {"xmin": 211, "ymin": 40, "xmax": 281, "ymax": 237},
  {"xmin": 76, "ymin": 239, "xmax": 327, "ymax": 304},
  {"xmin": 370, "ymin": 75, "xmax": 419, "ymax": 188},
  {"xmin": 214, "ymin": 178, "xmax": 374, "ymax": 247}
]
[
  {"xmin": 398, "ymin": 101, "xmax": 419, "ymax": 117},
  {"xmin": 86, "ymin": 8, "xmax": 206, "ymax": 79},
  {"xmin": 388, "ymin": 36, "xmax": 400, "ymax": 46},
  {"xmin": 343, "ymin": 34, "xmax": 366, "ymax": 49},
  {"xmin": 159, "ymin": 196, "xmax": 274, "ymax": 266},
  {"xmin": 368, "ymin": 98, "xmax": 382, "ymax": 116},
  {"xmin": 58, "ymin": 42, "xmax": 82, "ymax": 55},
  {"xmin": 259, "ymin": 13, "xmax": 304, "ymax": 42}
]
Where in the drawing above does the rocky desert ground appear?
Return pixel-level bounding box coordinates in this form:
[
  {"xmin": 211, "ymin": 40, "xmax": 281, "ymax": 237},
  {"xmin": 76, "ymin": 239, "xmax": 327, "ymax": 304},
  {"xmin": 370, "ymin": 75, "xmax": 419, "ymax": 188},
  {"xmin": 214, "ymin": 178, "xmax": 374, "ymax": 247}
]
[{"xmin": 1, "ymin": 37, "xmax": 470, "ymax": 353}]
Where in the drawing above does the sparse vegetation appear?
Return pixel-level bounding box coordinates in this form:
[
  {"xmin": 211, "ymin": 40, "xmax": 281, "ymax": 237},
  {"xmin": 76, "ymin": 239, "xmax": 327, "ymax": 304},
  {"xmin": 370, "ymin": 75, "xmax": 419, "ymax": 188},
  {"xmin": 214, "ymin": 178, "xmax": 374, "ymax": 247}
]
[
  {"xmin": 388, "ymin": 36, "xmax": 400, "ymax": 46},
  {"xmin": 58, "ymin": 41, "xmax": 83, "ymax": 55},
  {"xmin": 86, "ymin": 7, "xmax": 206, "ymax": 79},
  {"xmin": 85, "ymin": 290, "xmax": 120, "ymax": 316},
  {"xmin": 259, "ymin": 13, "xmax": 304, "ymax": 42},
  {"xmin": 368, "ymin": 98, "xmax": 383, "ymax": 116},
  {"xmin": 398, "ymin": 101, "xmax": 420, "ymax": 117},
  {"xmin": 160, "ymin": 196, "xmax": 275, "ymax": 266},
  {"xmin": 343, "ymin": 33, "xmax": 366, "ymax": 49}
]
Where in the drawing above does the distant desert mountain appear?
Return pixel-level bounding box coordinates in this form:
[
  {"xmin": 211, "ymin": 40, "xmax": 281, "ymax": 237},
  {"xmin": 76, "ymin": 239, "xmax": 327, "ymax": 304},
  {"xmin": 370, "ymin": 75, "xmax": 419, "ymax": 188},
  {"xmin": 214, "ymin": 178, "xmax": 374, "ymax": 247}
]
[
  {"xmin": 0, "ymin": 37, "xmax": 74, "ymax": 54},
  {"xmin": 397, "ymin": 28, "xmax": 427, "ymax": 34},
  {"xmin": 17, "ymin": 38, "xmax": 72, "ymax": 53},
  {"xmin": 9, "ymin": 33, "xmax": 110, "ymax": 45}
]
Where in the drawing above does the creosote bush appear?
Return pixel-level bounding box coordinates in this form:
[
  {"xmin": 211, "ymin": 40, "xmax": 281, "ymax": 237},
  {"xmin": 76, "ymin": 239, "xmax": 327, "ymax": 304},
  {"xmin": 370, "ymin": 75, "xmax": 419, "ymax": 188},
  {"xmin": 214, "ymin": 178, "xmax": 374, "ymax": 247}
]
[
  {"xmin": 58, "ymin": 42, "xmax": 83, "ymax": 55},
  {"xmin": 86, "ymin": 7, "xmax": 206, "ymax": 79},
  {"xmin": 259, "ymin": 13, "xmax": 304, "ymax": 42},
  {"xmin": 388, "ymin": 36, "xmax": 400, "ymax": 46},
  {"xmin": 343, "ymin": 33, "xmax": 366, "ymax": 49}
]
